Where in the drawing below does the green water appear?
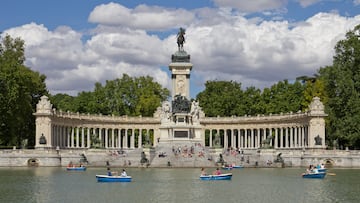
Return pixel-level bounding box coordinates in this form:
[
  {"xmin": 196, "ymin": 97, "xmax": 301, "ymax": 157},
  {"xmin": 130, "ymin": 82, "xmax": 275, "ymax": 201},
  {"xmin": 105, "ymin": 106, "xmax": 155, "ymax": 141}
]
[{"xmin": 0, "ymin": 167, "xmax": 359, "ymax": 203}]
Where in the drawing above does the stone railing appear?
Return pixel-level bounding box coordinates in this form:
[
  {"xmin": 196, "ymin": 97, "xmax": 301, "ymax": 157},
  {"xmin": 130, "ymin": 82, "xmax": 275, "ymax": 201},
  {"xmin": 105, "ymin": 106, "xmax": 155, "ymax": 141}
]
[
  {"xmin": 200, "ymin": 111, "xmax": 309, "ymax": 124},
  {"xmin": 52, "ymin": 109, "xmax": 160, "ymax": 124}
]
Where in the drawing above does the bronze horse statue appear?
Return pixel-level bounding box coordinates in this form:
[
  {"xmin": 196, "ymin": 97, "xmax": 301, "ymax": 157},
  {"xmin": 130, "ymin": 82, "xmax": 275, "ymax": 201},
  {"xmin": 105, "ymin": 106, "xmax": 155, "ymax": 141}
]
[{"xmin": 177, "ymin": 27, "xmax": 185, "ymax": 51}]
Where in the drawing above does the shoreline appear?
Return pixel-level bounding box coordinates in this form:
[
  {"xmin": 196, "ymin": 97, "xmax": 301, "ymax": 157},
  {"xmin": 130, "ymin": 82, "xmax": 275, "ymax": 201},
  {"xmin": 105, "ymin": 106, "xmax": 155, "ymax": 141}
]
[{"xmin": 1, "ymin": 148, "xmax": 360, "ymax": 168}]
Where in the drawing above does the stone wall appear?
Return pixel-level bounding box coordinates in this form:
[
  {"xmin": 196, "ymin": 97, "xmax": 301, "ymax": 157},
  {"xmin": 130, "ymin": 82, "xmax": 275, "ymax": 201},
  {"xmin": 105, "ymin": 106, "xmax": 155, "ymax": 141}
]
[{"xmin": 1, "ymin": 148, "xmax": 360, "ymax": 168}]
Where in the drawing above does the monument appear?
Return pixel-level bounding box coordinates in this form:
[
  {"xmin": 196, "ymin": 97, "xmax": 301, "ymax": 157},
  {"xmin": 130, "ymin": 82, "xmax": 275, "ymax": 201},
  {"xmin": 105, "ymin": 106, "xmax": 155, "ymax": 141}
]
[{"xmin": 156, "ymin": 28, "xmax": 204, "ymax": 144}]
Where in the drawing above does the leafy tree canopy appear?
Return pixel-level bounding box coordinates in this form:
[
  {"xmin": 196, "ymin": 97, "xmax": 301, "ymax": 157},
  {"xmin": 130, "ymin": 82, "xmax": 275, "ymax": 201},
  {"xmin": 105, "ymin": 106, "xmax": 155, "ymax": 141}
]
[
  {"xmin": 319, "ymin": 24, "xmax": 360, "ymax": 149},
  {"xmin": 51, "ymin": 74, "xmax": 170, "ymax": 117},
  {"xmin": 0, "ymin": 35, "xmax": 48, "ymax": 147}
]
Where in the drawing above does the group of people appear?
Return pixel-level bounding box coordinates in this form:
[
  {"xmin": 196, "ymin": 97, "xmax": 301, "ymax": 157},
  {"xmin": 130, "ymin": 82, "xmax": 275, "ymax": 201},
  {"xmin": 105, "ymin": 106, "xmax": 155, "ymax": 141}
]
[
  {"xmin": 200, "ymin": 168, "xmax": 222, "ymax": 176},
  {"xmin": 305, "ymin": 163, "xmax": 325, "ymax": 174},
  {"xmin": 67, "ymin": 161, "xmax": 84, "ymax": 168},
  {"xmin": 107, "ymin": 168, "xmax": 128, "ymax": 177}
]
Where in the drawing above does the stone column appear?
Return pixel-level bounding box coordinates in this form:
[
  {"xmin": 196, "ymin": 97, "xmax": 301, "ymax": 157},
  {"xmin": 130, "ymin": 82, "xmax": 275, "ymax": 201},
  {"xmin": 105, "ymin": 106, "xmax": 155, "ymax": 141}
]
[
  {"xmin": 238, "ymin": 129, "xmax": 241, "ymax": 149},
  {"xmin": 250, "ymin": 129, "xmax": 254, "ymax": 149},
  {"xmin": 71, "ymin": 127, "xmax": 75, "ymax": 148},
  {"xmin": 105, "ymin": 128, "xmax": 108, "ymax": 149},
  {"xmin": 224, "ymin": 129, "xmax": 228, "ymax": 149},
  {"xmin": 209, "ymin": 129, "xmax": 213, "ymax": 147},
  {"xmin": 81, "ymin": 127, "xmax": 85, "ymax": 148},
  {"xmin": 257, "ymin": 128, "xmax": 261, "ymax": 148},
  {"xmin": 138, "ymin": 129, "xmax": 142, "ymax": 148},
  {"xmin": 299, "ymin": 126, "xmax": 303, "ymax": 147},
  {"xmin": 231, "ymin": 129, "xmax": 235, "ymax": 148},
  {"xmin": 87, "ymin": 128, "xmax": 91, "ymax": 148},
  {"xmin": 244, "ymin": 129, "xmax": 248, "ymax": 149},
  {"xmin": 131, "ymin": 129, "xmax": 135, "ymax": 148},
  {"xmin": 289, "ymin": 127, "xmax": 293, "ymax": 148},
  {"xmin": 119, "ymin": 129, "xmax": 123, "ymax": 148},
  {"xmin": 124, "ymin": 129, "xmax": 128, "ymax": 149},
  {"xmin": 280, "ymin": 127, "xmax": 283, "ymax": 148}
]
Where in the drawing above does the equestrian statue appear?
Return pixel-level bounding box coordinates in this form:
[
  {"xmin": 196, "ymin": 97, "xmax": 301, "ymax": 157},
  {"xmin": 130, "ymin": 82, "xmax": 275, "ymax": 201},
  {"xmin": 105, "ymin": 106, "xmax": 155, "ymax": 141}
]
[{"xmin": 177, "ymin": 27, "xmax": 186, "ymax": 51}]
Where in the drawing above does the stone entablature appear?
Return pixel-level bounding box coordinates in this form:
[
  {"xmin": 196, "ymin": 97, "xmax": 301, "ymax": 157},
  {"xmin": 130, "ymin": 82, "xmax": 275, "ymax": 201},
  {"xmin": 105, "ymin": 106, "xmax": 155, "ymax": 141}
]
[
  {"xmin": 51, "ymin": 111, "xmax": 159, "ymax": 124},
  {"xmin": 201, "ymin": 112, "xmax": 309, "ymax": 124}
]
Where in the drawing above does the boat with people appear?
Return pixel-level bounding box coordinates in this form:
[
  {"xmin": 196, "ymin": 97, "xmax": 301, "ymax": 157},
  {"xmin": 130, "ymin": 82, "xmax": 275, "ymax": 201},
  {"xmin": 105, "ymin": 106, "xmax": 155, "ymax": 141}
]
[
  {"xmin": 96, "ymin": 174, "xmax": 132, "ymax": 182},
  {"xmin": 302, "ymin": 164, "xmax": 327, "ymax": 178},
  {"xmin": 66, "ymin": 166, "xmax": 86, "ymax": 171},
  {"xmin": 232, "ymin": 165, "xmax": 244, "ymax": 169},
  {"xmin": 200, "ymin": 173, "xmax": 232, "ymax": 180},
  {"xmin": 302, "ymin": 172, "xmax": 326, "ymax": 179}
]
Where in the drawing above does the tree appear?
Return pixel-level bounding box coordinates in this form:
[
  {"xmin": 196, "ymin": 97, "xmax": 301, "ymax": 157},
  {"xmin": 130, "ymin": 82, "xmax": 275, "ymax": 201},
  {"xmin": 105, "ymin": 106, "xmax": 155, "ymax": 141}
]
[
  {"xmin": 52, "ymin": 74, "xmax": 170, "ymax": 117},
  {"xmin": 196, "ymin": 80, "xmax": 244, "ymax": 117},
  {"xmin": 319, "ymin": 24, "xmax": 360, "ymax": 149},
  {"xmin": 49, "ymin": 93, "xmax": 76, "ymax": 112},
  {"xmin": 0, "ymin": 35, "xmax": 48, "ymax": 148},
  {"xmin": 296, "ymin": 74, "xmax": 327, "ymax": 111},
  {"xmin": 261, "ymin": 80, "xmax": 305, "ymax": 114}
]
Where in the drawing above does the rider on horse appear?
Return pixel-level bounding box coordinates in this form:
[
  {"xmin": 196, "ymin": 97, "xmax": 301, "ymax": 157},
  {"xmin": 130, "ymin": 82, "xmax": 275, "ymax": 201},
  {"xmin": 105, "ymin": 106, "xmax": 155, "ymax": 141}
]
[{"xmin": 177, "ymin": 27, "xmax": 186, "ymax": 51}]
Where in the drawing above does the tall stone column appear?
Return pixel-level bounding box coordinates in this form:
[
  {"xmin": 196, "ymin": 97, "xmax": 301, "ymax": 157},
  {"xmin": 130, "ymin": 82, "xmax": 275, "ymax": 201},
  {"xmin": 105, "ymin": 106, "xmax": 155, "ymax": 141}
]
[
  {"xmin": 87, "ymin": 128, "xmax": 91, "ymax": 148},
  {"xmin": 131, "ymin": 129, "xmax": 135, "ymax": 149},
  {"xmin": 105, "ymin": 128, "xmax": 108, "ymax": 149},
  {"xmin": 169, "ymin": 44, "xmax": 192, "ymax": 100},
  {"xmin": 244, "ymin": 129, "xmax": 248, "ymax": 149},
  {"xmin": 76, "ymin": 127, "xmax": 80, "ymax": 148},
  {"xmin": 257, "ymin": 128, "xmax": 261, "ymax": 148},
  {"xmin": 138, "ymin": 129, "xmax": 142, "ymax": 148},
  {"xmin": 280, "ymin": 128, "xmax": 283, "ymax": 148}
]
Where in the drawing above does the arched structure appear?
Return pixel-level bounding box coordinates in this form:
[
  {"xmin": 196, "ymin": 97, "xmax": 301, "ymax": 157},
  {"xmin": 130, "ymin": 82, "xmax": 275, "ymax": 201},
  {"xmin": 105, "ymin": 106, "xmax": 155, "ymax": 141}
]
[{"xmin": 34, "ymin": 96, "xmax": 326, "ymax": 150}]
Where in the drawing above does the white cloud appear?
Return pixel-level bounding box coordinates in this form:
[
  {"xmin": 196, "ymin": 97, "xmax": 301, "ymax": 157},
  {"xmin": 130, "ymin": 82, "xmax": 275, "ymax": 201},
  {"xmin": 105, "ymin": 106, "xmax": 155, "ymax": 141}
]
[
  {"xmin": 354, "ymin": 0, "xmax": 360, "ymax": 6},
  {"xmin": 88, "ymin": 2, "xmax": 195, "ymax": 30},
  {"xmin": 186, "ymin": 12, "xmax": 360, "ymax": 89},
  {"xmin": 3, "ymin": 3, "xmax": 360, "ymax": 97}
]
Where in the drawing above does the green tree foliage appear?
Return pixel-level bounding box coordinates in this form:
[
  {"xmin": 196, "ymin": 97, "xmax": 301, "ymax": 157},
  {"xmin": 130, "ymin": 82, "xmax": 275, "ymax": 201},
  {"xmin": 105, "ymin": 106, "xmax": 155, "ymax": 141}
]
[
  {"xmin": 296, "ymin": 74, "xmax": 327, "ymax": 110},
  {"xmin": 51, "ymin": 74, "xmax": 170, "ymax": 117},
  {"xmin": 197, "ymin": 80, "xmax": 307, "ymax": 117},
  {"xmin": 319, "ymin": 25, "xmax": 360, "ymax": 149},
  {"xmin": 261, "ymin": 80, "xmax": 306, "ymax": 114},
  {"xmin": 243, "ymin": 86, "xmax": 264, "ymax": 115},
  {"xmin": 196, "ymin": 81, "xmax": 244, "ymax": 117},
  {"xmin": 0, "ymin": 35, "xmax": 48, "ymax": 147},
  {"xmin": 49, "ymin": 94, "xmax": 76, "ymax": 112}
]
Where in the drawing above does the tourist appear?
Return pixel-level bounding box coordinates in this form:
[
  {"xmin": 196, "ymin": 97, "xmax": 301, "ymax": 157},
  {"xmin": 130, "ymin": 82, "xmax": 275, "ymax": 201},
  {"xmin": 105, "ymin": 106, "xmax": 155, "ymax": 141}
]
[
  {"xmin": 213, "ymin": 168, "xmax": 221, "ymax": 175},
  {"xmin": 121, "ymin": 169, "xmax": 127, "ymax": 177},
  {"xmin": 107, "ymin": 168, "xmax": 112, "ymax": 176},
  {"xmin": 201, "ymin": 168, "xmax": 207, "ymax": 176}
]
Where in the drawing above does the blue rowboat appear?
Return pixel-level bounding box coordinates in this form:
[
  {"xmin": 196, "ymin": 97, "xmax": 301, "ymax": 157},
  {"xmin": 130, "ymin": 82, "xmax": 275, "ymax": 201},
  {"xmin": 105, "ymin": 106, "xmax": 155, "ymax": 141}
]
[
  {"xmin": 302, "ymin": 172, "xmax": 326, "ymax": 179},
  {"xmin": 66, "ymin": 166, "xmax": 86, "ymax": 171},
  {"xmin": 200, "ymin": 173, "xmax": 232, "ymax": 180},
  {"xmin": 96, "ymin": 175, "xmax": 132, "ymax": 182},
  {"xmin": 232, "ymin": 165, "xmax": 244, "ymax": 169},
  {"xmin": 317, "ymin": 168, "xmax": 327, "ymax": 173},
  {"xmin": 221, "ymin": 166, "xmax": 233, "ymax": 170}
]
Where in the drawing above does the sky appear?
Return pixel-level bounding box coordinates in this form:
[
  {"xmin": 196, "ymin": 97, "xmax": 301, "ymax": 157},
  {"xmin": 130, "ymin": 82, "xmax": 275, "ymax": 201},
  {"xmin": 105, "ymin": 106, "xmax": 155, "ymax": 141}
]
[{"xmin": 1, "ymin": 0, "xmax": 360, "ymax": 98}]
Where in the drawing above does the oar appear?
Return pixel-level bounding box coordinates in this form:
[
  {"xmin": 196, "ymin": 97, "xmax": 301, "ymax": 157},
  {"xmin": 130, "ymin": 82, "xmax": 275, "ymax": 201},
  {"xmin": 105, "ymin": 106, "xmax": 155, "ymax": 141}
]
[{"xmin": 327, "ymin": 173, "xmax": 336, "ymax": 176}]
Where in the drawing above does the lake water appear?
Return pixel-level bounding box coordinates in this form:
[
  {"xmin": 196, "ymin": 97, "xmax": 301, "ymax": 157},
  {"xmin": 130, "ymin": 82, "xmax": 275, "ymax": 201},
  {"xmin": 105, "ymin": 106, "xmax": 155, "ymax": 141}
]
[{"xmin": 0, "ymin": 167, "xmax": 359, "ymax": 203}]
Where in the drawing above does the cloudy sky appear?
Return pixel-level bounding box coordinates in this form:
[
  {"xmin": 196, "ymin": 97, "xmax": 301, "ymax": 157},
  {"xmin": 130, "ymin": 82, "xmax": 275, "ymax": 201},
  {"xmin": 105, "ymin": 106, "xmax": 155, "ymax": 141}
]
[{"xmin": 1, "ymin": 0, "xmax": 360, "ymax": 98}]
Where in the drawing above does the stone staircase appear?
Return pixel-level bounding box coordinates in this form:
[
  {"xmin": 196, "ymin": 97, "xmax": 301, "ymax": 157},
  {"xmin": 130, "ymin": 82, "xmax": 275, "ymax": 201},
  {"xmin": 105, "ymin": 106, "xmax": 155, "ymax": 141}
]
[{"xmin": 150, "ymin": 142, "xmax": 216, "ymax": 167}]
